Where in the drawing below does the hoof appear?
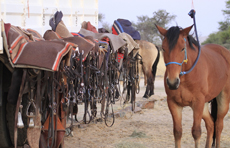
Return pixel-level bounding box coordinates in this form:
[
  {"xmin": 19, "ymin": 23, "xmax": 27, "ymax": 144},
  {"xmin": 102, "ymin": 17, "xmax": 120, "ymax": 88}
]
[
  {"xmin": 149, "ymin": 92, "xmax": 154, "ymax": 97},
  {"xmin": 143, "ymin": 94, "xmax": 149, "ymax": 98}
]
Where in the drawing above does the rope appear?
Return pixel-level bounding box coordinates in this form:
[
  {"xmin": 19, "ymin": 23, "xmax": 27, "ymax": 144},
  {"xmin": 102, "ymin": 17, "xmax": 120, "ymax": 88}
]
[
  {"xmin": 191, "ymin": 0, "xmax": 195, "ymax": 10},
  {"xmin": 180, "ymin": 9, "xmax": 201, "ymax": 76},
  {"xmin": 27, "ymin": 0, "xmax": 30, "ymax": 18}
]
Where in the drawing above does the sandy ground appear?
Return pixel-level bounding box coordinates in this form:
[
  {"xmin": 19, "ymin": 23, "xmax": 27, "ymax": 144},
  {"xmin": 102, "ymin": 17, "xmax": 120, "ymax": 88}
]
[{"xmin": 64, "ymin": 77, "xmax": 230, "ymax": 148}]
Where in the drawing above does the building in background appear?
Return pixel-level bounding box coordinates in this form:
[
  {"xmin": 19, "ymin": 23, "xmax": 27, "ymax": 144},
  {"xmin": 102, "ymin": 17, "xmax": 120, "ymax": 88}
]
[{"xmin": 0, "ymin": 0, "xmax": 98, "ymax": 34}]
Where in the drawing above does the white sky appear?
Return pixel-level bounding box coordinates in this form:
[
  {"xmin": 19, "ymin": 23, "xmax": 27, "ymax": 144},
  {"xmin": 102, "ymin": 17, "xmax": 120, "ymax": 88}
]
[{"xmin": 98, "ymin": 0, "xmax": 227, "ymax": 37}]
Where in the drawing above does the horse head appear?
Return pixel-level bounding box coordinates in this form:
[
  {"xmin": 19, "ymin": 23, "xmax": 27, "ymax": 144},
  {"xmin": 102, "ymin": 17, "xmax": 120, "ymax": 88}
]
[{"xmin": 156, "ymin": 25, "xmax": 193, "ymax": 90}]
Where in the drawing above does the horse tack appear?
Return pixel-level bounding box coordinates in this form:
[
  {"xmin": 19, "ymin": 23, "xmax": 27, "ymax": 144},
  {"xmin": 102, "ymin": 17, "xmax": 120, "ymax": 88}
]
[
  {"xmin": 3, "ymin": 16, "xmax": 72, "ymax": 148},
  {"xmin": 43, "ymin": 30, "xmax": 62, "ymax": 41},
  {"xmin": 118, "ymin": 32, "xmax": 139, "ymax": 55},
  {"xmin": 42, "ymin": 115, "xmax": 65, "ymax": 147},
  {"xmin": 81, "ymin": 21, "xmax": 98, "ymax": 33},
  {"xmin": 9, "ymin": 10, "xmax": 149, "ymax": 147},
  {"xmin": 4, "ymin": 23, "xmax": 73, "ymax": 71},
  {"xmin": 83, "ymin": 36, "xmax": 105, "ymax": 69},
  {"xmin": 26, "ymin": 70, "xmax": 42, "ymax": 148},
  {"xmin": 79, "ymin": 28, "xmax": 126, "ymax": 52},
  {"xmin": 26, "ymin": 29, "xmax": 44, "ymax": 42},
  {"xmin": 39, "ymin": 70, "xmax": 67, "ymax": 148},
  {"xmin": 62, "ymin": 36, "xmax": 95, "ymax": 62},
  {"xmin": 5, "ymin": 30, "xmax": 71, "ymax": 148},
  {"xmin": 14, "ymin": 69, "xmax": 27, "ymax": 148}
]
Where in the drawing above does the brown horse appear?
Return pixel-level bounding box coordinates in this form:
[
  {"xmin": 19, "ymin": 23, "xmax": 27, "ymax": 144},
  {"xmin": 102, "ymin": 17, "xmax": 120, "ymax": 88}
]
[
  {"xmin": 135, "ymin": 40, "xmax": 160, "ymax": 98},
  {"xmin": 156, "ymin": 24, "xmax": 230, "ymax": 148}
]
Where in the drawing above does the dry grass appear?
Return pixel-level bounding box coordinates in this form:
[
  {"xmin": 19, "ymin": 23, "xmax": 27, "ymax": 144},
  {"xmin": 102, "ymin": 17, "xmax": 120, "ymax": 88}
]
[
  {"xmin": 115, "ymin": 142, "xmax": 146, "ymax": 148},
  {"xmin": 129, "ymin": 130, "xmax": 148, "ymax": 138}
]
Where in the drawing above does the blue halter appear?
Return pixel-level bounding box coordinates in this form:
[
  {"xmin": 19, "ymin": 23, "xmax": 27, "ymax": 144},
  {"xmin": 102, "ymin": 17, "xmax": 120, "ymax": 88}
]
[
  {"xmin": 164, "ymin": 9, "xmax": 201, "ymax": 76},
  {"xmin": 165, "ymin": 38, "xmax": 188, "ymax": 75}
]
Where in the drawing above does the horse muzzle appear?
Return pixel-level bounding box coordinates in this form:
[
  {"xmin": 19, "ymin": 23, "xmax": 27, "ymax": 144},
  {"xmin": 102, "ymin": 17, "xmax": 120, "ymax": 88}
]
[{"xmin": 166, "ymin": 77, "xmax": 180, "ymax": 90}]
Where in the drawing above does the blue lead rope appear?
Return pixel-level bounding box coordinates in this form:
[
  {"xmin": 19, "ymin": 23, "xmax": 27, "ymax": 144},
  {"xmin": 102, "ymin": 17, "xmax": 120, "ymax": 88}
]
[
  {"xmin": 165, "ymin": 9, "xmax": 201, "ymax": 76},
  {"xmin": 180, "ymin": 9, "xmax": 201, "ymax": 76}
]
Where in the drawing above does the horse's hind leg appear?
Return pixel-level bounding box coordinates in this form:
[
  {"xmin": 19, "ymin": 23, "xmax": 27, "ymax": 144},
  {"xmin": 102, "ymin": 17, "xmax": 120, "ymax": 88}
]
[
  {"xmin": 144, "ymin": 74, "xmax": 147, "ymax": 86},
  {"xmin": 143, "ymin": 83, "xmax": 150, "ymax": 98},
  {"xmin": 149, "ymin": 77, "xmax": 154, "ymax": 96},
  {"xmin": 143, "ymin": 73, "xmax": 153, "ymax": 98},
  {"xmin": 215, "ymin": 90, "xmax": 230, "ymax": 148},
  {"xmin": 202, "ymin": 102, "xmax": 214, "ymax": 148}
]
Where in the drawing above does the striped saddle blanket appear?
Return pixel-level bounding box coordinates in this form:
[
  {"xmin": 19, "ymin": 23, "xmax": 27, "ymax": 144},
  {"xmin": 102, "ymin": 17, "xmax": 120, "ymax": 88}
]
[{"xmin": 3, "ymin": 22, "xmax": 72, "ymax": 71}]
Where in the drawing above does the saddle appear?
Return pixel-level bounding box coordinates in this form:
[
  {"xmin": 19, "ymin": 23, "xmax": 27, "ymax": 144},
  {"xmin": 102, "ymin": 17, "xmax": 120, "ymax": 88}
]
[
  {"xmin": 42, "ymin": 115, "xmax": 65, "ymax": 148},
  {"xmin": 2, "ymin": 21, "xmax": 72, "ymax": 71},
  {"xmin": 81, "ymin": 21, "xmax": 98, "ymax": 33},
  {"xmin": 118, "ymin": 32, "xmax": 139, "ymax": 57},
  {"xmin": 49, "ymin": 11, "xmax": 73, "ymax": 38},
  {"xmin": 112, "ymin": 18, "xmax": 141, "ymax": 40},
  {"xmin": 49, "ymin": 12, "xmax": 107, "ymax": 68},
  {"xmin": 63, "ymin": 36, "xmax": 95, "ymax": 62},
  {"xmin": 79, "ymin": 28, "xmax": 126, "ymax": 52},
  {"xmin": 111, "ymin": 19, "xmax": 140, "ymax": 56},
  {"xmin": 43, "ymin": 28, "xmax": 96, "ymax": 65},
  {"xmin": 43, "ymin": 30, "xmax": 62, "ymax": 40}
]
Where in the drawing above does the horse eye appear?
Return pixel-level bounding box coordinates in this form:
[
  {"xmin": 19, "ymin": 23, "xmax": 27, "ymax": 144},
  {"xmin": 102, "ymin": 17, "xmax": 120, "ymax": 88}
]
[
  {"xmin": 181, "ymin": 48, "xmax": 185, "ymax": 52},
  {"xmin": 162, "ymin": 48, "xmax": 165, "ymax": 52}
]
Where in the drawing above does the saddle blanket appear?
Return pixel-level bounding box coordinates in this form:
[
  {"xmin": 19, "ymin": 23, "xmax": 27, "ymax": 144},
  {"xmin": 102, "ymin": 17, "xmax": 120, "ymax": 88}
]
[{"xmin": 2, "ymin": 22, "xmax": 72, "ymax": 71}]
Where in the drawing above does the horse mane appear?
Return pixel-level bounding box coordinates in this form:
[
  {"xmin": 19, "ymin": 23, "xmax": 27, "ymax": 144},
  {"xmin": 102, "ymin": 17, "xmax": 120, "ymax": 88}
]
[
  {"xmin": 166, "ymin": 26, "xmax": 180, "ymax": 51},
  {"xmin": 187, "ymin": 35, "xmax": 199, "ymax": 50},
  {"xmin": 166, "ymin": 26, "xmax": 198, "ymax": 51}
]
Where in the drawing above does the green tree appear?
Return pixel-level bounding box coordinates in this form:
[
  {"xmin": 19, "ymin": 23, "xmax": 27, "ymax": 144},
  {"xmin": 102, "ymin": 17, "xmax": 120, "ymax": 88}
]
[
  {"xmin": 98, "ymin": 13, "xmax": 111, "ymax": 32},
  {"xmin": 98, "ymin": 13, "xmax": 104, "ymax": 23},
  {"xmin": 133, "ymin": 9, "xmax": 176, "ymax": 44},
  {"xmin": 219, "ymin": 0, "xmax": 230, "ymax": 31},
  {"xmin": 203, "ymin": 0, "xmax": 230, "ymax": 49}
]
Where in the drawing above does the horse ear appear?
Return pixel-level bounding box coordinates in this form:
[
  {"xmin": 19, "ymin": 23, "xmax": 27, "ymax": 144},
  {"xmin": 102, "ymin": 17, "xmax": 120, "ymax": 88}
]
[
  {"xmin": 155, "ymin": 24, "xmax": 167, "ymax": 36},
  {"xmin": 181, "ymin": 25, "xmax": 193, "ymax": 36}
]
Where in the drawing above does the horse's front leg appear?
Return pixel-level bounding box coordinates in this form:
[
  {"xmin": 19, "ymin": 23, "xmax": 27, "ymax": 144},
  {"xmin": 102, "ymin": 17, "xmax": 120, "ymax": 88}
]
[
  {"xmin": 191, "ymin": 100, "xmax": 205, "ymax": 148},
  {"xmin": 167, "ymin": 98, "xmax": 183, "ymax": 148}
]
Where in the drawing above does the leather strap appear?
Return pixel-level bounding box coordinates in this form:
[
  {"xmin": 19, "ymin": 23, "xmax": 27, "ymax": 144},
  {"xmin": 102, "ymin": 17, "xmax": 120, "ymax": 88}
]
[{"xmin": 14, "ymin": 69, "xmax": 27, "ymax": 148}]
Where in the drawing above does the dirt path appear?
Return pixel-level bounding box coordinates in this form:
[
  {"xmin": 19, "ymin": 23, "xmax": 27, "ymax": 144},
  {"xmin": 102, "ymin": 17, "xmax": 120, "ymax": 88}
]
[{"xmin": 65, "ymin": 77, "xmax": 230, "ymax": 148}]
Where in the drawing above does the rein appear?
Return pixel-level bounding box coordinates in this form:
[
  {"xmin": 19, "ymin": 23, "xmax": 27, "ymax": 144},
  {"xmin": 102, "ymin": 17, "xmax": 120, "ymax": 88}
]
[{"xmin": 165, "ymin": 9, "xmax": 201, "ymax": 76}]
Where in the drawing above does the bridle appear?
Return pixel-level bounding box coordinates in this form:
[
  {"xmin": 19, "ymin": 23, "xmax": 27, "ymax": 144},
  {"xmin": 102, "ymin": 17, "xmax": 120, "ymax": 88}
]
[
  {"xmin": 164, "ymin": 9, "xmax": 201, "ymax": 76},
  {"xmin": 165, "ymin": 38, "xmax": 188, "ymax": 76}
]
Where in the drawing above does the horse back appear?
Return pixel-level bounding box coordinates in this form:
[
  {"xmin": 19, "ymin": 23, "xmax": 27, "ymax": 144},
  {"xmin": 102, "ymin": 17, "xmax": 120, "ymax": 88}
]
[
  {"xmin": 135, "ymin": 40, "xmax": 158, "ymax": 67},
  {"xmin": 202, "ymin": 44, "xmax": 230, "ymax": 70}
]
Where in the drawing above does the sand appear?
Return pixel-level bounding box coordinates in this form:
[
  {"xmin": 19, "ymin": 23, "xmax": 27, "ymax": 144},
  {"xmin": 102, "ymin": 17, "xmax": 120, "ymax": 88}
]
[{"xmin": 64, "ymin": 77, "xmax": 230, "ymax": 148}]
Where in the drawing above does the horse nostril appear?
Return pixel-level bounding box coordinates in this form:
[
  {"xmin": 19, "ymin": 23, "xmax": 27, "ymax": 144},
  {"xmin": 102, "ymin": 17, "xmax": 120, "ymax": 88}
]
[
  {"xmin": 166, "ymin": 77, "xmax": 180, "ymax": 90},
  {"xmin": 166, "ymin": 77, "xmax": 170, "ymax": 85},
  {"xmin": 176, "ymin": 78, "xmax": 180, "ymax": 84}
]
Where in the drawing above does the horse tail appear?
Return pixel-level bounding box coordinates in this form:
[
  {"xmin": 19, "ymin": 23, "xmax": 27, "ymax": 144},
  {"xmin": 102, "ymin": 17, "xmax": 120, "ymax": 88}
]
[
  {"xmin": 151, "ymin": 45, "xmax": 160, "ymax": 78},
  {"xmin": 211, "ymin": 98, "xmax": 217, "ymax": 147}
]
